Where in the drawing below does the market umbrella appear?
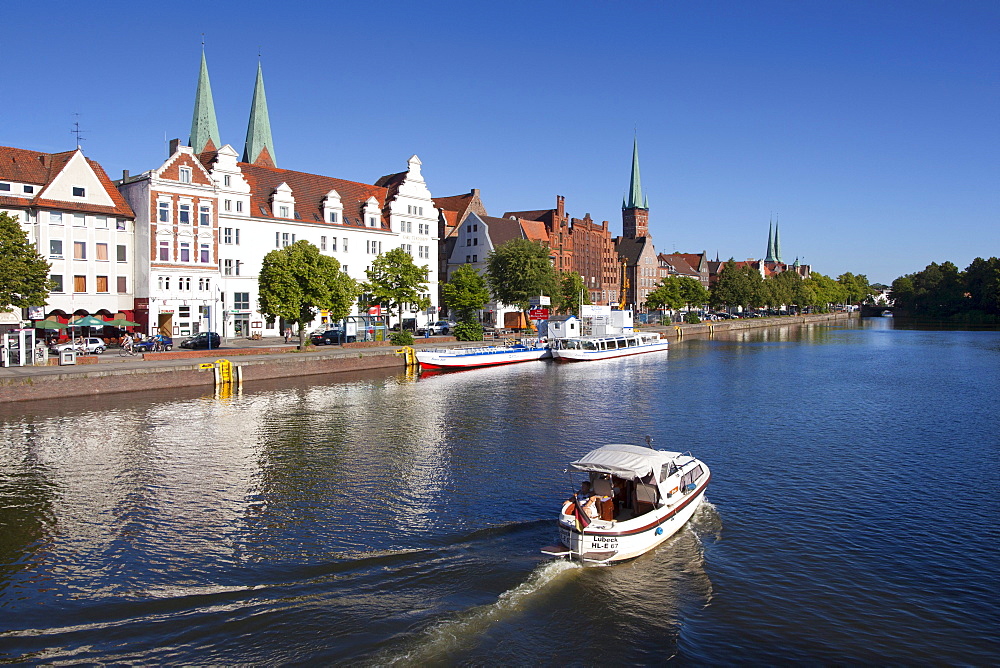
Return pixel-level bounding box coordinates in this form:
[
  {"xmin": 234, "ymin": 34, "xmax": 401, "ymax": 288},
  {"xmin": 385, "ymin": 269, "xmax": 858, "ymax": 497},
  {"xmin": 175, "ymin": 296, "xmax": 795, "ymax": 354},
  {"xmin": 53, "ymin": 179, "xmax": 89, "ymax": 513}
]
[
  {"xmin": 69, "ymin": 315, "xmax": 109, "ymax": 327},
  {"xmin": 33, "ymin": 320, "xmax": 68, "ymax": 330},
  {"xmin": 105, "ymin": 318, "xmax": 140, "ymax": 327}
]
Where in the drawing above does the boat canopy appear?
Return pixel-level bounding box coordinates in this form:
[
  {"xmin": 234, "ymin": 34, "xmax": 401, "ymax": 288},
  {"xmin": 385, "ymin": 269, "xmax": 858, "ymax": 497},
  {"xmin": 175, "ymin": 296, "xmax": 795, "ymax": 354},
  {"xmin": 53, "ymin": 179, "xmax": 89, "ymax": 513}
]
[{"xmin": 570, "ymin": 444, "xmax": 683, "ymax": 480}]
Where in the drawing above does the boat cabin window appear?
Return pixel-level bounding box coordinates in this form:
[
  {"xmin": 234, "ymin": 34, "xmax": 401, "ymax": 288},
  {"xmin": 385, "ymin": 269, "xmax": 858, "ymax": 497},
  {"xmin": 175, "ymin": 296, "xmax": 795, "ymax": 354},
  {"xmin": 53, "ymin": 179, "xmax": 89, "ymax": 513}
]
[{"xmin": 680, "ymin": 464, "xmax": 705, "ymax": 491}]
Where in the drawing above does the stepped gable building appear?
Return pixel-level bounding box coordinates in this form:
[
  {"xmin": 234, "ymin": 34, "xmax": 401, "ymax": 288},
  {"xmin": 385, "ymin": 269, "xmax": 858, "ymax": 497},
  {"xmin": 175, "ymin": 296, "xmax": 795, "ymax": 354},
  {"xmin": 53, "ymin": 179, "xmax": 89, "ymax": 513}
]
[
  {"xmin": 0, "ymin": 145, "xmax": 136, "ymax": 328},
  {"xmin": 433, "ymin": 188, "xmax": 487, "ymax": 296},
  {"xmin": 504, "ymin": 195, "xmax": 619, "ymax": 305},
  {"xmin": 613, "ymin": 138, "xmax": 657, "ymax": 309},
  {"xmin": 118, "ymin": 52, "xmax": 438, "ymax": 339}
]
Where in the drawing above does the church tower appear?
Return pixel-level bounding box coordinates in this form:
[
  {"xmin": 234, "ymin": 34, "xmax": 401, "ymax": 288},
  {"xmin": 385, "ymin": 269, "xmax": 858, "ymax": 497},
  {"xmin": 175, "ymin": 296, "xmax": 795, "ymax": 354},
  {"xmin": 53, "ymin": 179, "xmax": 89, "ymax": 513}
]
[
  {"xmin": 243, "ymin": 62, "xmax": 277, "ymax": 167},
  {"xmin": 765, "ymin": 219, "xmax": 776, "ymax": 262},
  {"xmin": 189, "ymin": 50, "xmax": 221, "ymax": 154},
  {"xmin": 622, "ymin": 137, "xmax": 649, "ymax": 239}
]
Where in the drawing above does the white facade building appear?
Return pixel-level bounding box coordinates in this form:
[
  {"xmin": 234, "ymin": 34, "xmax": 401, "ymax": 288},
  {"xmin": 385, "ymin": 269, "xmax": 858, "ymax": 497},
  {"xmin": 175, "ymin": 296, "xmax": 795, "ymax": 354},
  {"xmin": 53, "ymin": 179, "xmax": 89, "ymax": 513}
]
[{"xmin": 0, "ymin": 146, "xmax": 136, "ymax": 326}]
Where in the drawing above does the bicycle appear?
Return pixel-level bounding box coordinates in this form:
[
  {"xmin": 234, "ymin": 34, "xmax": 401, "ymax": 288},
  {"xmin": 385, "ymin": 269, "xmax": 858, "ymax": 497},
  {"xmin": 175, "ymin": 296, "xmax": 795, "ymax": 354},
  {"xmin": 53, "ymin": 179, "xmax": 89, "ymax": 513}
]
[{"xmin": 119, "ymin": 344, "xmax": 138, "ymax": 357}]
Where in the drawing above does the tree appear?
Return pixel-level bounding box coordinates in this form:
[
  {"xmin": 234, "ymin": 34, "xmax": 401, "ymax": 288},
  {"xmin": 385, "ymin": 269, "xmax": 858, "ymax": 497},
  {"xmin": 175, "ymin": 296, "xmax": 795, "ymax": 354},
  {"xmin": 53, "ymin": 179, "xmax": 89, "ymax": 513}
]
[
  {"xmin": 258, "ymin": 240, "xmax": 358, "ymax": 348},
  {"xmin": 364, "ymin": 247, "xmax": 431, "ymax": 330},
  {"xmin": 645, "ymin": 277, "xmax": 684, "ymax": 312},
  {"xmin": 0, "ymin": 212, "xmax": 51, "ymax": 312},
  {"xmin": 555, "ymin": 271, "xmax": 590, "ymax": 316},
  {"xmin": 710, "ymin": 260, "xmax": 762, "ymax": 309},
  {"xmin": 837, "ymin": 272, "xmax": 873, "ymax": 304},
  {"xmin": 803, "ymin": 272, "xmax": 845, "ymax": 311},
  {"xmin": 965, "ymin": 257, "xmax": 1000, "ymax": 315},
  {"xmin": 441, "ymin": 264, "xmax": 490, "ymax": 324},
  {"xmin": 677, "ymin": 276, "xmax": 710, "ymax": 310},
  {"xmin": 485, "ymin": 239, "xmax": 558, "ymax": 322}
]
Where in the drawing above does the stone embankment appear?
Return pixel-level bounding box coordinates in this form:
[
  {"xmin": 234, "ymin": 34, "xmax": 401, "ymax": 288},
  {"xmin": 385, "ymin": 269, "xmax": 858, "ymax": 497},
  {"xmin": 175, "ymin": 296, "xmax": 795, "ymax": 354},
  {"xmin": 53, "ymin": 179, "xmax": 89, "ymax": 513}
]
[{"xmin": 0, "ymin": 313, "xmax": 856, "ymax": 403}]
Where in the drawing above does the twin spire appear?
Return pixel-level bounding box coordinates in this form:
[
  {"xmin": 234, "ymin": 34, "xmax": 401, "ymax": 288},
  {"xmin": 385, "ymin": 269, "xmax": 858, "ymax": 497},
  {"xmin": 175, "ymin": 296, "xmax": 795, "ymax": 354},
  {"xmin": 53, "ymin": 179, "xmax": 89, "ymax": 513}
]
[
  {"xmin": 188, "ymin": 51, "xmax": 277, "ymax": 167},
  {"xmin": 765, "ymin": 218, "xmax": 782, "ymax": 263}
]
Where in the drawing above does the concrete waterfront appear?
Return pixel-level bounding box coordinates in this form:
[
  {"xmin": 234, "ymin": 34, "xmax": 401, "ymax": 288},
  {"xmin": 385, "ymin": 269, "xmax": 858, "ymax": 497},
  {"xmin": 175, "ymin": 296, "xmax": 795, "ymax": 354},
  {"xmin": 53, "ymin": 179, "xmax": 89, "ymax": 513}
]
[{"xmin": 0, "ymin": 313, "xmax": 856, "ymax": 403}]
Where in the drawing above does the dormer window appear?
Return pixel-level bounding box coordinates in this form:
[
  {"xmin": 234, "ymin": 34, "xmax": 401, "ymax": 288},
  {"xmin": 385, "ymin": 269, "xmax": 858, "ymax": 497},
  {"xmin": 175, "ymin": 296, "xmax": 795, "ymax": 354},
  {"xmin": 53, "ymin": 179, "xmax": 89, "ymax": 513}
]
[
  {"xmin": 322, "ymin": 189, "xmax": 343, "ymax": 226},
  {"xmin": 72, "ymin": 187, "xmax": 85, "ymax": 197},
  {"xmin": 279, "ymin": 206, "xmax": 289, "ymax": 218},
  {"xmin": 329, "ymin": 212, "xmax": 338, "ymax": 223},
  {"xmin": 179, "ymin": 167, "xmax": 192, "ymax": 183},
  {"xmin": 23, "ymin": 185, "xmax": 33, "ymax": 194},
  {"xmin": 368, "ymin": 217, "xmax": 377, "ymax": 227}
]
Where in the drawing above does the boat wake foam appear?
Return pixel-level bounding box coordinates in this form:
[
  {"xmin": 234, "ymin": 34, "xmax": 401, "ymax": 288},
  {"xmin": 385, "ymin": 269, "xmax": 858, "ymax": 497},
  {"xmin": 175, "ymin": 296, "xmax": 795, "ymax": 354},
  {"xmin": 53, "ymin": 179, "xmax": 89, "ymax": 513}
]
[{"xmin": 376, "ymin": 559, "xmax": 579, "ymax": 665}]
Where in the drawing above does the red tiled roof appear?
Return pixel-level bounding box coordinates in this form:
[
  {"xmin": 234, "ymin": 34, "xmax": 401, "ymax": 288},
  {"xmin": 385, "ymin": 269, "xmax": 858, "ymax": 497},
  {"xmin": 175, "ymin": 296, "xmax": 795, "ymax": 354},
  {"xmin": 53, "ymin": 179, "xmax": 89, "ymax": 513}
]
[
  {"xmin": 519, "ymin": 218, "xmax": 549, "ymax": 244},
  {"xmin": 238, "ymin": 162, "xmax": 391, "ymax": 229},
  {"xmin": 481, "ymin": 215, "xmax": 525, "ymax": 247},
  {"xmin": 504, "ymin": 208, "xmax": 554, "ymax": 224},
  {"xmin": 433, "ymin": 192, "xmax": 474, "ymax": 213},
  {"xmin": 0, "ymin": 145, "xmax": 134, "ymax": 218}
]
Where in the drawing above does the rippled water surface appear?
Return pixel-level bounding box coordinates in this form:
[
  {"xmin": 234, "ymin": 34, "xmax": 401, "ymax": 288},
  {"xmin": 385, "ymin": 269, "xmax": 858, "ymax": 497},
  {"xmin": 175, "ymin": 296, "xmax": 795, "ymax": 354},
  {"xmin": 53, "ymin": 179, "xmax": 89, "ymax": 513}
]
[{"xmin": 0, "ymin": 319, "xmax": 997, "ymax": 664}]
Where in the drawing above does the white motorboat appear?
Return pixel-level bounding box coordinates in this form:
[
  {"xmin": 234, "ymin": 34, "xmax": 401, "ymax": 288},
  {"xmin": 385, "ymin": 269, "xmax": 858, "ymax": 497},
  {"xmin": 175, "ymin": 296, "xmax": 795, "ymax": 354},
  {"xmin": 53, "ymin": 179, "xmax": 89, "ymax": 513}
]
[
  {"xmin": 541, "ymin": 443, "xmax": 711, "ymax": 564},
  {"xmin": 881, "ymin": 310, "xmax": 893, "ymax": 317},
  {"xmin": 415, "ymin": 342, "xmax": 550, "ymax": 370},
  {"xmin": 549, "ymin": 332, "xmax": 669, "ymax": 362}
]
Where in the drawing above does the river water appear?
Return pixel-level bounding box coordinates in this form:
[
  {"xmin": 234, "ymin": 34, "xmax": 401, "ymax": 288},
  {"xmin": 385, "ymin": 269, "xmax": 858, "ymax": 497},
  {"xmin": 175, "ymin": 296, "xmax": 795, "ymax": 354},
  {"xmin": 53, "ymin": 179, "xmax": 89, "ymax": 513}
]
[{"xmin": 0, "ymin": 318, "xmax": 996, "ymax": 665}]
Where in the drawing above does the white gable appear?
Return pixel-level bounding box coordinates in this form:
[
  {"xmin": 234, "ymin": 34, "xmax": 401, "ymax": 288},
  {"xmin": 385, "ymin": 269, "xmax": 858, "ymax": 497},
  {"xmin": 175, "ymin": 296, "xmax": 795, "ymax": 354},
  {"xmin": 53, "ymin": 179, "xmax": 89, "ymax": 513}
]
[{"xmin": 40, "ymin": 150, "xmax": 115, "ymax": 207}]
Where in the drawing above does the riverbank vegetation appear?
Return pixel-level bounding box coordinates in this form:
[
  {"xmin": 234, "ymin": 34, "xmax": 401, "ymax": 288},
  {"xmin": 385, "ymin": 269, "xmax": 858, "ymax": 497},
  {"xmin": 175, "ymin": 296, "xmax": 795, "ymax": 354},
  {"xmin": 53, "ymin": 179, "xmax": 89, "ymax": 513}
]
[
  {"xmin": 702, "ymin": 259, "xmax": 873, "ymax": 312},
  {"xmin": 890, "ymin": 258, "xmax": 999, "ymax": 323}
]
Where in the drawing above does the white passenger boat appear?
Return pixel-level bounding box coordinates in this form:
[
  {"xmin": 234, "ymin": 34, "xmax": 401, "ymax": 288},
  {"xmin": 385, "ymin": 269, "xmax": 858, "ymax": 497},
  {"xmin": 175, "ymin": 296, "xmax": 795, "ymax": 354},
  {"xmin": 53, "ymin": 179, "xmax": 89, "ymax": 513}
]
[
  {"xmin": 415, "ymin": 342, "xmax": 550, "ymax": 370},
  {"xmin": 541, "ymin": 442, "xmax": 711, "ymax": 564},
  {"xmin": 549, "ymin": 332, "xmax": 669, "ymax": 361},
  {"xmin": 881, "ymin": 309, "xmax": 893, "ymax": 317}
]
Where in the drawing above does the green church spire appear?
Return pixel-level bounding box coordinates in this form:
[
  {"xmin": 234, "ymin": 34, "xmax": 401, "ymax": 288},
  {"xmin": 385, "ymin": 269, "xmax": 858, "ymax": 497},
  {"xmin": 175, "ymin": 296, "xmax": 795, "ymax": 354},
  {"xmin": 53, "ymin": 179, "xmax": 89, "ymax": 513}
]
[
  {"xmin": 189, "ymin": 50, "xmax": 221, "ymax": 154},
  {"xmin": 243, "ymin": 62, "xmax": 277, "ymax": 167},
  {"xmin": 774, "ymin": 220, "xmax": 782, "ymax": 263},
  {"xmin": 623, "ymin": 137, "xmax": 647, "ymax": 210},
  {"xmin": 765, "ymin": 219, "xmax": 776, "ymax": 262}
]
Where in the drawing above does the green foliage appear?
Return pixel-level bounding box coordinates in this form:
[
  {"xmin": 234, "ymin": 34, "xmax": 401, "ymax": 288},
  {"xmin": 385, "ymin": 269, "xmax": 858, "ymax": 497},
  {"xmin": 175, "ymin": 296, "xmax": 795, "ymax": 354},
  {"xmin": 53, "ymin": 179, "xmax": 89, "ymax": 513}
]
[
  {"xmin": 452, "ymin": 321, "xmax": 484, "ymax": 341},
  {"xmin": 890, "ymin": 259, "xmax": 998, "ymax": 320},
  {"xmin": 441, "ymin": 264, "xmax": 490, "ymax": 323},
  {"xmin": 684, "ymin": 311, "xmax": 701, "ymax": 324},
  {"xmin": 485, "ymin": 239, "xmax": 558, "ymax": 313},
  {"xmin": 555, "ymin": 272, "xmax": 590, "ymax": 315},
  {"xmin": 258, "ymin": 240, "xmax": 358, "ymax": 347},
  {"xmin": 710, "ymin": 260, "xmax": 763, "ymax": 308},
  {"xmin": 837, "ymin": 272, "xmax": 873, "ymax": 304},
  {"xmin": 0, "ymin": 211, "xmax": 51, "ymax": 312},
  {"xmin": 803, "ymin": 272, "xmax": 846, "ymax": 310},
  {"xmin": 390, "ymin": 330, "xmax": 414, "ymax": 346},
  {"xmin": 646, "ymin": 277, "xmax": 684, "ymax": 311},
  {"xmin": 364, "ymin": 247, "xmax": 431, "ymax": 327}
]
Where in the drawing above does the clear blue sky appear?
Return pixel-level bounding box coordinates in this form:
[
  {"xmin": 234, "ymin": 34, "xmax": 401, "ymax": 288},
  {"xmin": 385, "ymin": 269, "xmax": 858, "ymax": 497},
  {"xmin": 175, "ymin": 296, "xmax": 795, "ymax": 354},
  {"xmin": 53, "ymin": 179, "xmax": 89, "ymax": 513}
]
[{"xmin": 3, "ymin": 0, "xmax": 997, "ymax": 285}]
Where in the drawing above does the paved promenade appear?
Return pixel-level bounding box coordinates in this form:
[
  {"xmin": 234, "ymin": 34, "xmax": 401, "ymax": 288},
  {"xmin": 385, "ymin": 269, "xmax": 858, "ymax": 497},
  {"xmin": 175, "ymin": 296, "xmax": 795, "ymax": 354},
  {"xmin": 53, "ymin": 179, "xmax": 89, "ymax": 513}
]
[{"xmin": 0, "ymin": 313, "xmax": 855, "ymax": 403}]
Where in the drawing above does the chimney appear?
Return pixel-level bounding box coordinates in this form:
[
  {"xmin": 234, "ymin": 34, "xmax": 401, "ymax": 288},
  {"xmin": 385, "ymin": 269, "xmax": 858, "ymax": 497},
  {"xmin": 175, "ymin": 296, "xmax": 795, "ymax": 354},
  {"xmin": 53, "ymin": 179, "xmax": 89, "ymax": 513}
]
[
  {"xmin": 122, "ymin": 169, "xmax": 130, "ymax": 181},
  {"xmin": 168, "ymin": 138, "xmax": 180, "ymax": 156}
]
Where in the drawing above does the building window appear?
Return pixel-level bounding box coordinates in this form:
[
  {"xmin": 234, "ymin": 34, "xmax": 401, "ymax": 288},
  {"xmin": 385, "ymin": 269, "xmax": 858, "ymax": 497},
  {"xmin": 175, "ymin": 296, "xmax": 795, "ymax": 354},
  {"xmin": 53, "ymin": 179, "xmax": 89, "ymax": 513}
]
[
  {"xmin": 117, "ymin": 245, "xmax": 127, "ymax": 262},
  {"xmin": 401, "ymin": 243, "xmax": 412, "ymax": 256},
  {"xmin": 321, "ymin": 236, "xmax": 327, "ymax": 251},
  {"xmin": 224, "ymin": 228, "xmax": 232, "ymax": 244},
  {"xmin": 329, "ymin": 211, "xmax": 338, "ymax": 223},
  {"xmin": 224, "ymin": 199, "xmax": 232, "ymax": 212},
  {"xmin": 23, "ymin": 185, "xmax": 34, "ymax": 194},
  {"xmin": 466, "ymin": 255, "xmax": 471, "ymax": 263},
  {"xmin": 179, "ymin": 204, "xmax": 191, "ymax": 224},
  {"xmin": 96, "ymin": 275, "xmax": 109, "ymax": 293},
  {"xmin": 200, "ymin": 244, "xmax": 210, "ymax": 263},
  {"xmin": 74, "ymin": 275, "xmax": 86, "ymax": 292},
  {"xmin": 116, "ymin": 219, "xmax": 126, "ymax": 231},
  {"xmin": 74, "ymin": 241, "xmax": 86, "ymax": 259},
  {"xmin": 199, "ymin": 205, "xmax": 210, "ymax": 226},
  {"xmin": 158, "ymin": 201, "xmax": 171, "ymax": 223},
  {"xmin": 224, "ymin": 174, "xmax": 231, "ymax": 187},
  {"xmin": 50, "ymin": 274, "xmax": 64, "ymax": 292},
  {"xmin": 330, "ymin": 237, "xmax": 337, "ymax": 252},
  {"xmin": 49, "ymin": 240, "xmax": 63, "ymax": 257},
  {"xmin": 418, "ymin": 245, "xmax": 429, "ymax": 259},
  {"xmin": 233, "ymin": 292, "xmax": 250, "ymax": 310},
  {"xmin": 95, "ymin": 216, "xmax": 107, "ymax": 229},
  {"xmin": 117, "ymin": 276, "xmax": 127, "ymax": 293},
  {"xmin": 73, "ymin": 214, "xmax": 85, "ymax": 227},
  {"xmin": 236, "ymin": 200, "xmax": 243, "ymax": 213},
  {"xmin": 49, "ymin": 212, "xmax": 63, "ymax": 225},
  {"xmin": 342, "ymin": 238, "xmax": 348, "ymax": 252},
  {"xmin": 368, "ymin": 216, "xmax": 377, "ymax": 227},
  {"xmin": 179, "ymin": 277, "xmax": 191, "ymax": 291},
  {"xmin": 279, "ymin": 206, "xmax": 289, "ymax": 218},
  {"xmin": 467, "ymin": 238, "xmax": 472, "ymax": 246},
  {"xmin": 158, "ymin": 240, "xmax": 170, "ymax": 261},
  {"xmin": 473, "ymin": 254, "xmax": 478, "ymax": 262},
  {"xmin": 96, "ymin": 243, "xmax": 108, "ymax": 261},
  {"xmin": 179, "ymin": 242, "xmax": 191, "ymax": 262},
  {"xmin": 0, "ymin": 183, "xmax": 9, "ymax": 191},
  {"xmin": 72, "ymin": 187, "xmax": 85, "ymax": 197},
  {"xmin": 179, "ymin": 167, "xmax": 192, "ymax": 183}
]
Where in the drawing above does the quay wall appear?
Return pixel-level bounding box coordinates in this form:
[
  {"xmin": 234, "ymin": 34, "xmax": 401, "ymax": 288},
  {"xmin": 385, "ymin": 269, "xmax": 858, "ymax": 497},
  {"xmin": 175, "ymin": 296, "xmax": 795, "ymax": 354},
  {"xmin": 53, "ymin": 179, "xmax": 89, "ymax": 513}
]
[{"xmin": 0, "ymin": 313, "xmax": 856, "ymax": 404}]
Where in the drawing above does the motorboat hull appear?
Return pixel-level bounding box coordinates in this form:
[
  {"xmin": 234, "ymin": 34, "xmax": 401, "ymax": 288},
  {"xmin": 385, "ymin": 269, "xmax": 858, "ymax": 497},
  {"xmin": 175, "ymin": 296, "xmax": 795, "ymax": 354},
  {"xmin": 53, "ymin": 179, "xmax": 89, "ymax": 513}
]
[
  {"xmin": 416, "ymin": 346, "xmax": 550, "ymax": 370},
  {"xmin": 545, "ymin": 474, "xmax": 710, "ymax": 563},
  {"xmin": 550, "ymin": 340, "xmax": 670, "ymax": 362}
]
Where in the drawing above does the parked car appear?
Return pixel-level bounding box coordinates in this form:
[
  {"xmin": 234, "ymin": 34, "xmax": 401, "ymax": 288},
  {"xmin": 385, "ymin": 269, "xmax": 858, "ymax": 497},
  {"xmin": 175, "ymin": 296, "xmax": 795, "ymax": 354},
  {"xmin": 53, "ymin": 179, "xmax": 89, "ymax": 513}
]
[
  {"xmin": 179, "ymin": 332, "xmax": 221, "ymax": 349},
  {"xmin": 417, "ymin": 320, "xmax": 457, "ymax": 336},
  {"xmin": 134, "ymin": 335, "xmax": 173, "ymax": 352},
  {"xmin": 49, "ymin": 337, "xmax": 106, "ymax": 355},
  {"xmin": 310, "ymin": 328, "xmax": 347, "ymax": 345}
]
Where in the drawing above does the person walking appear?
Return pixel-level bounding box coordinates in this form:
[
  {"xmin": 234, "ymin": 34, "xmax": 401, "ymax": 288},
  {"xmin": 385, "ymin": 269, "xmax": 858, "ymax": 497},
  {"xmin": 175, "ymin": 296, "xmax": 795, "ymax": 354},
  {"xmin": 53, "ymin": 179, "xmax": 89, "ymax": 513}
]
[{"xmin": 284, "ymin": 327, "xmax": 292, "ymax": 344}]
